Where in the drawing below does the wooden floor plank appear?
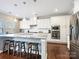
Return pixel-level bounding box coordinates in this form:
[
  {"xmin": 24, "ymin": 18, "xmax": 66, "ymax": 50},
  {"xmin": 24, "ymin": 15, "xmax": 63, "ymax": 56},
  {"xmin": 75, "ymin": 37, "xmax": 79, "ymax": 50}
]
[
  {"xmin": 0, "ymin": 53, "xmax": 24, "ymax": 59},
  {"xmin": 0, "ymin": 52, "xmax": 41, "ymax": 59},
  {"xmin": 47, "ymin": 43, "xmax": 70, "ymax": 59}
]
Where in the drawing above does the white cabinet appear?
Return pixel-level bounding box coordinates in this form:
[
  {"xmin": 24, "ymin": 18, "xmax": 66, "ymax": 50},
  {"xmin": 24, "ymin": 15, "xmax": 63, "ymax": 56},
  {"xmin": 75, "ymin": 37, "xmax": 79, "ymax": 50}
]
[
  {"xmin": 5, "ymin": 21, "xmax": 16, "ymax": 29},
  {"xmin": 37, "ymin": 19, "xmax": 50, "ymax": 29},
  {"xmin": 50, "ymin": 16, "xmax": 66, "ymax": 25},
  {"xmin": 20, "ymin": 18, "xmax": 51, "ymax": 29},
  {"xmin": 50, "ymin": 15, "xmax": 70, "ymax": 43},
  {"xmin": 30, "ymin": 16, "xmax": 37, "ymax": 25},
  {"xmin": 20, "ymin": 20, "xmax": 30, "ymax": 29}
]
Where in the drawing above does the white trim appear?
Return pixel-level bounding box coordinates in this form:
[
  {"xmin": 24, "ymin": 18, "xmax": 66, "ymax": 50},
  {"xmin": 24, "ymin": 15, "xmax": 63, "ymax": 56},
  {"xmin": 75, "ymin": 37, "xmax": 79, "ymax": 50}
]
[{"xmin": 0, "ymin": 50, "xmax": 3, "ymax": 53}]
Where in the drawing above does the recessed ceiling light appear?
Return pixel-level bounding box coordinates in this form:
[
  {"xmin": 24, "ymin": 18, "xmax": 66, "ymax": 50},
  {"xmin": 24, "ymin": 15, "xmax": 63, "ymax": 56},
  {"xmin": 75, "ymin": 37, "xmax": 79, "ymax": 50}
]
[
  {"xmin": 34, "ymin": 0, "xmax": 37, "ymax": 2},
  {"xmin": 54, "ymin": 8, "xmax": 58, "ymax": 12},
  {"xmin": 14, "ymin": 4, "xmax": 18, "ymax": 6},
  {"xmin": 14, "ymin": 18, "xmax": 17, "ymax": 22},
  {"xmin": 23, "ymin": 1, "xmax": 26, "ymax": 4}
]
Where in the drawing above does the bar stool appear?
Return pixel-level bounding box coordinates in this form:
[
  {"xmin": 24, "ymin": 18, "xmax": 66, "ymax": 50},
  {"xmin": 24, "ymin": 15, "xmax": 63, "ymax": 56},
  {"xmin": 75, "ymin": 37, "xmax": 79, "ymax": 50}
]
[
  {"xmin": 20, "ymin": 41, "xmax": 26, "ymax": 57},
  {"xmin": 9, "ymin": 40, "xmax": 15, "ymax": 55},
  {"xmin": 14, "ymin": 41, "xmax": 21, "ymax": 56},
  {"xmin": 3, "ymin": 40, "xmax": 10, "ymax": 54},
  {"xmin": 28, "ymin": 42, "xmax": 39, "ymax": 59}
]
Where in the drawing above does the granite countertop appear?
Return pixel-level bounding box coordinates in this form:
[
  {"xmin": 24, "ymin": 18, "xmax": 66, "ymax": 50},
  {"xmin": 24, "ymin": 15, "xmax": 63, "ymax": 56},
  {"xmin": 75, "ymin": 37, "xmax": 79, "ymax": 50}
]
[{"xmin": 0, "ymin": 33, "xmax": 47, "ymax": 39}]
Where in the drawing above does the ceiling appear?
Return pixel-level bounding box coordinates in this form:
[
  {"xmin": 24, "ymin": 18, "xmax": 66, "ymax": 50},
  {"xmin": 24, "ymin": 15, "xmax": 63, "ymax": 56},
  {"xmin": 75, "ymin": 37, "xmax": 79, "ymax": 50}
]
[{"xmin": 0, "ymin": 0, "xmax": 74, "ymax": 18}]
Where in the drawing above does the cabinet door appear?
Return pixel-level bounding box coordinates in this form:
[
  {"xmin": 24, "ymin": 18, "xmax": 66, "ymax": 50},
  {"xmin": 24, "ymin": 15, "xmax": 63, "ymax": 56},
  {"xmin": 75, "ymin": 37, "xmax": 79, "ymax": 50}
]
[
  {"xmin": 5, "ymin": 21, "xmax": 16, "ymax": 29},
  {"xmin": 37, "ymin": 19, "xmax": 50, "ymax": 29},
  {"xmin": 20, "ymin": 20, "xmax": 30, "ymax": 29}
]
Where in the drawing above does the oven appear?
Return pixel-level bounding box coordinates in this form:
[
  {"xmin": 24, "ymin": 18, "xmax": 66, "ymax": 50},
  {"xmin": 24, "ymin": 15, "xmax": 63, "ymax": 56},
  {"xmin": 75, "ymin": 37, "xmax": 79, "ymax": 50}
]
[{"xmin": 51, "ymin": 25, "xmax": 60, "ymax": 39}]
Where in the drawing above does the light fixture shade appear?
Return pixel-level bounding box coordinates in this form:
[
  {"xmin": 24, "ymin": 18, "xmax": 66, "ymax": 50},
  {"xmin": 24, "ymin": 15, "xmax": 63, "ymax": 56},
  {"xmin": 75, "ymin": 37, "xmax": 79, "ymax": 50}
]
[{"xmin": 30, "ymin": 14, "xmax": 37, "ymax": 25}]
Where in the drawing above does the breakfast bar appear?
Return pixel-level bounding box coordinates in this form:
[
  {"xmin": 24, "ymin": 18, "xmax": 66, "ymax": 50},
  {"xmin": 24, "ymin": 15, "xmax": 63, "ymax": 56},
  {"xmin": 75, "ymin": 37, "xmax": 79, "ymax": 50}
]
[{"xmin": 0, "ymin": 33, "xmax": 47, "ymax": 59}]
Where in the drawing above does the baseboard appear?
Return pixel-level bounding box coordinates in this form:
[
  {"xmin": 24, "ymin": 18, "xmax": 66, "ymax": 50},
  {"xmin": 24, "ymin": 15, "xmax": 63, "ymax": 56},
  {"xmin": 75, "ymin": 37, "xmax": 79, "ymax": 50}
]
[{"xmin": 0, "ymin": 50, "xmax": 3, "ymax": 53}]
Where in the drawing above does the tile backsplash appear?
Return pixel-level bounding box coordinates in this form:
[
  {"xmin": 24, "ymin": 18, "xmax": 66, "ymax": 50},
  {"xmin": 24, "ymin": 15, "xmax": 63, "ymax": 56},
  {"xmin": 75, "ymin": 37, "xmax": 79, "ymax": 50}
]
[{"xmin": 20, "ymin": 28, "xmax": 49, "ymax": 34}]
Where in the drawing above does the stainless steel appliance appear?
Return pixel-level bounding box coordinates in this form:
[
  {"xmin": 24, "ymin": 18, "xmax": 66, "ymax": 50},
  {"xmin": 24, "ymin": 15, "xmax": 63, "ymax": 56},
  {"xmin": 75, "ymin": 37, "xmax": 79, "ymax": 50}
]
[{"xmin": 51, "ymin": 25, "xmax": 60, "ymax": 39}]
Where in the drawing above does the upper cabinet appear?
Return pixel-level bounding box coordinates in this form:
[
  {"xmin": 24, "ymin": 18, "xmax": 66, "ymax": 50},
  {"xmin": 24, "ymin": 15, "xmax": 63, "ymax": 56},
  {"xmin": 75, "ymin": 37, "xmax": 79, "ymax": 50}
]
[
  {"xmin": 20, "ymin": 20, "xmax": 30, "ymax": 29},
  {"xmin": 5, "ymin": 20, "xmax": 16, "ymax": 29},
  {"xmin": 4, "ymin": 20, "xmax": 18, "ymax": 33},
  {"xmin": 50, "ymin": 16, "xmax": 66, "ymax": 25},
  {"xmin": 20, "ymin": 18, "xmax": 51, "ymax": 29},
  {"xmin": 37, "ymin": 18, "xmax": 50, "ymax": 29},
  {"xmin": 30, "ymin": 16, "xmax": 37, "ymax": 25}
]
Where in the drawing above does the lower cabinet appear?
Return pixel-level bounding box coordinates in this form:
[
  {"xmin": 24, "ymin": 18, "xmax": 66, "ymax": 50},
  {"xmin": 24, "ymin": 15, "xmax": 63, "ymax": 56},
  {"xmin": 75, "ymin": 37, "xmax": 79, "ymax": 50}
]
[
  {"xmin": 70, "ymin": 42, "xmax": 79, "ymax": 59},
  {"xmin": 47, "ymin": 42, "xmax": 70, "ymax": 59}
]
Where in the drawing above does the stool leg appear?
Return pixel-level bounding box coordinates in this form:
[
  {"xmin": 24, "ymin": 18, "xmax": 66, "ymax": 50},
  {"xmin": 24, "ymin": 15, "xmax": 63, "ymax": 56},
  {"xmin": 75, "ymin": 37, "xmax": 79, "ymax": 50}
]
[
  {"xmin": 28, "ymin": 48, "xmax": 31, "ymax": 59},
  {"xmin": 13, "ymin": 43, "xmax": 15, "ymax": 56},
  {"xmin": 20, "ymin": 47, "xmax": 21, "ymax": 57},
  {"xmin": 20, "ymin": 42, "xmax": 22, "ymax": 57},
  {"xmin": 30, "ymin": 49, "xmax": 32, "ymax": 59},
  {"xmin": 23, "ymin": 47, "xmax": 26, "ymax": 56},
  {"xmin": 17, "ymin": 43, "xmax": 20, "ymax": 56},
  {"xmin": 20, "ymin": 42, "xmax": 26, "ymax": 57},
  {"xmin": 8, "ymin": 44, "xmax": 10, "ymax": 55},
  {"xmin": 18, "ymin": 43, "xmax": 21, "ymax": 56},
  {"xmin": 27, "ymin": 44, "xmax": 29, "ymax": 59},
  {"xmin": 22, "ymin": 44, "xmax": 25, "ymax": 56},
  {"xmin": 13, "ymin": 45, "xmax": 15, "ymax": 56},
  {"xmin": 3, "ymin": 43, "xmax": 5, "ymax": 53},
  {"xmin": 36, "ymin": 51, "xmax": 39, "ymax": 59},
  {"xmin": 3, "ymin": 42, "xmax": 5, "ymax": 53}
]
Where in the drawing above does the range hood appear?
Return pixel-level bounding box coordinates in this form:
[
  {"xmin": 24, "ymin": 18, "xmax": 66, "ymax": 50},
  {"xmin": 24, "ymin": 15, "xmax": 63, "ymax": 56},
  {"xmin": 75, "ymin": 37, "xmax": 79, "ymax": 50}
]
[{"xmin": 30, "ymin": 14, "xmax": 37, "ymax": 27}]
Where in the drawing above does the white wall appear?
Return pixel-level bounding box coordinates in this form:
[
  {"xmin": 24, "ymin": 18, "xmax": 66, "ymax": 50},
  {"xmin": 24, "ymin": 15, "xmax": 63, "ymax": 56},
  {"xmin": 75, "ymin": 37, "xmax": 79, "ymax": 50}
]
[
  {"xmin": 0, "ymin": 13, "xmax": 18, "ymax": 33},
  {"xmin": 47, "ymin": 15, "xmax": 71, "ymax": 43},
  {"xmin": 73, "ymin": 0, "xmax": 79, "ymax": 13}
]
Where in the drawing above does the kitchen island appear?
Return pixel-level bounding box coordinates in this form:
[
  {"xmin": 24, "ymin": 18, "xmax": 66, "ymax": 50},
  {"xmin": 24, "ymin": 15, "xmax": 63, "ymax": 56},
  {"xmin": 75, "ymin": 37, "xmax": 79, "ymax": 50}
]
[{"xmin": 0, "ymin": 33, "xmax": 47, "ymax": 59}]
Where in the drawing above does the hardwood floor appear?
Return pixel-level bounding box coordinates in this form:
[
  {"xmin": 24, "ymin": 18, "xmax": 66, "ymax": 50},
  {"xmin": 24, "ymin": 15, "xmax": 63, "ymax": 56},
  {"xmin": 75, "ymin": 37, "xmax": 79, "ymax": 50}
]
[
  {"xmin": 0, "ymin": 52, "xmax": 41, "ymax": 59},
  {"xmin": 0, "ymin": 53, "xmax": 24, "ymax": 59},
  {"xmin": 47, "ymin": 42, "xmax": 70, "ymax": 59}
]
